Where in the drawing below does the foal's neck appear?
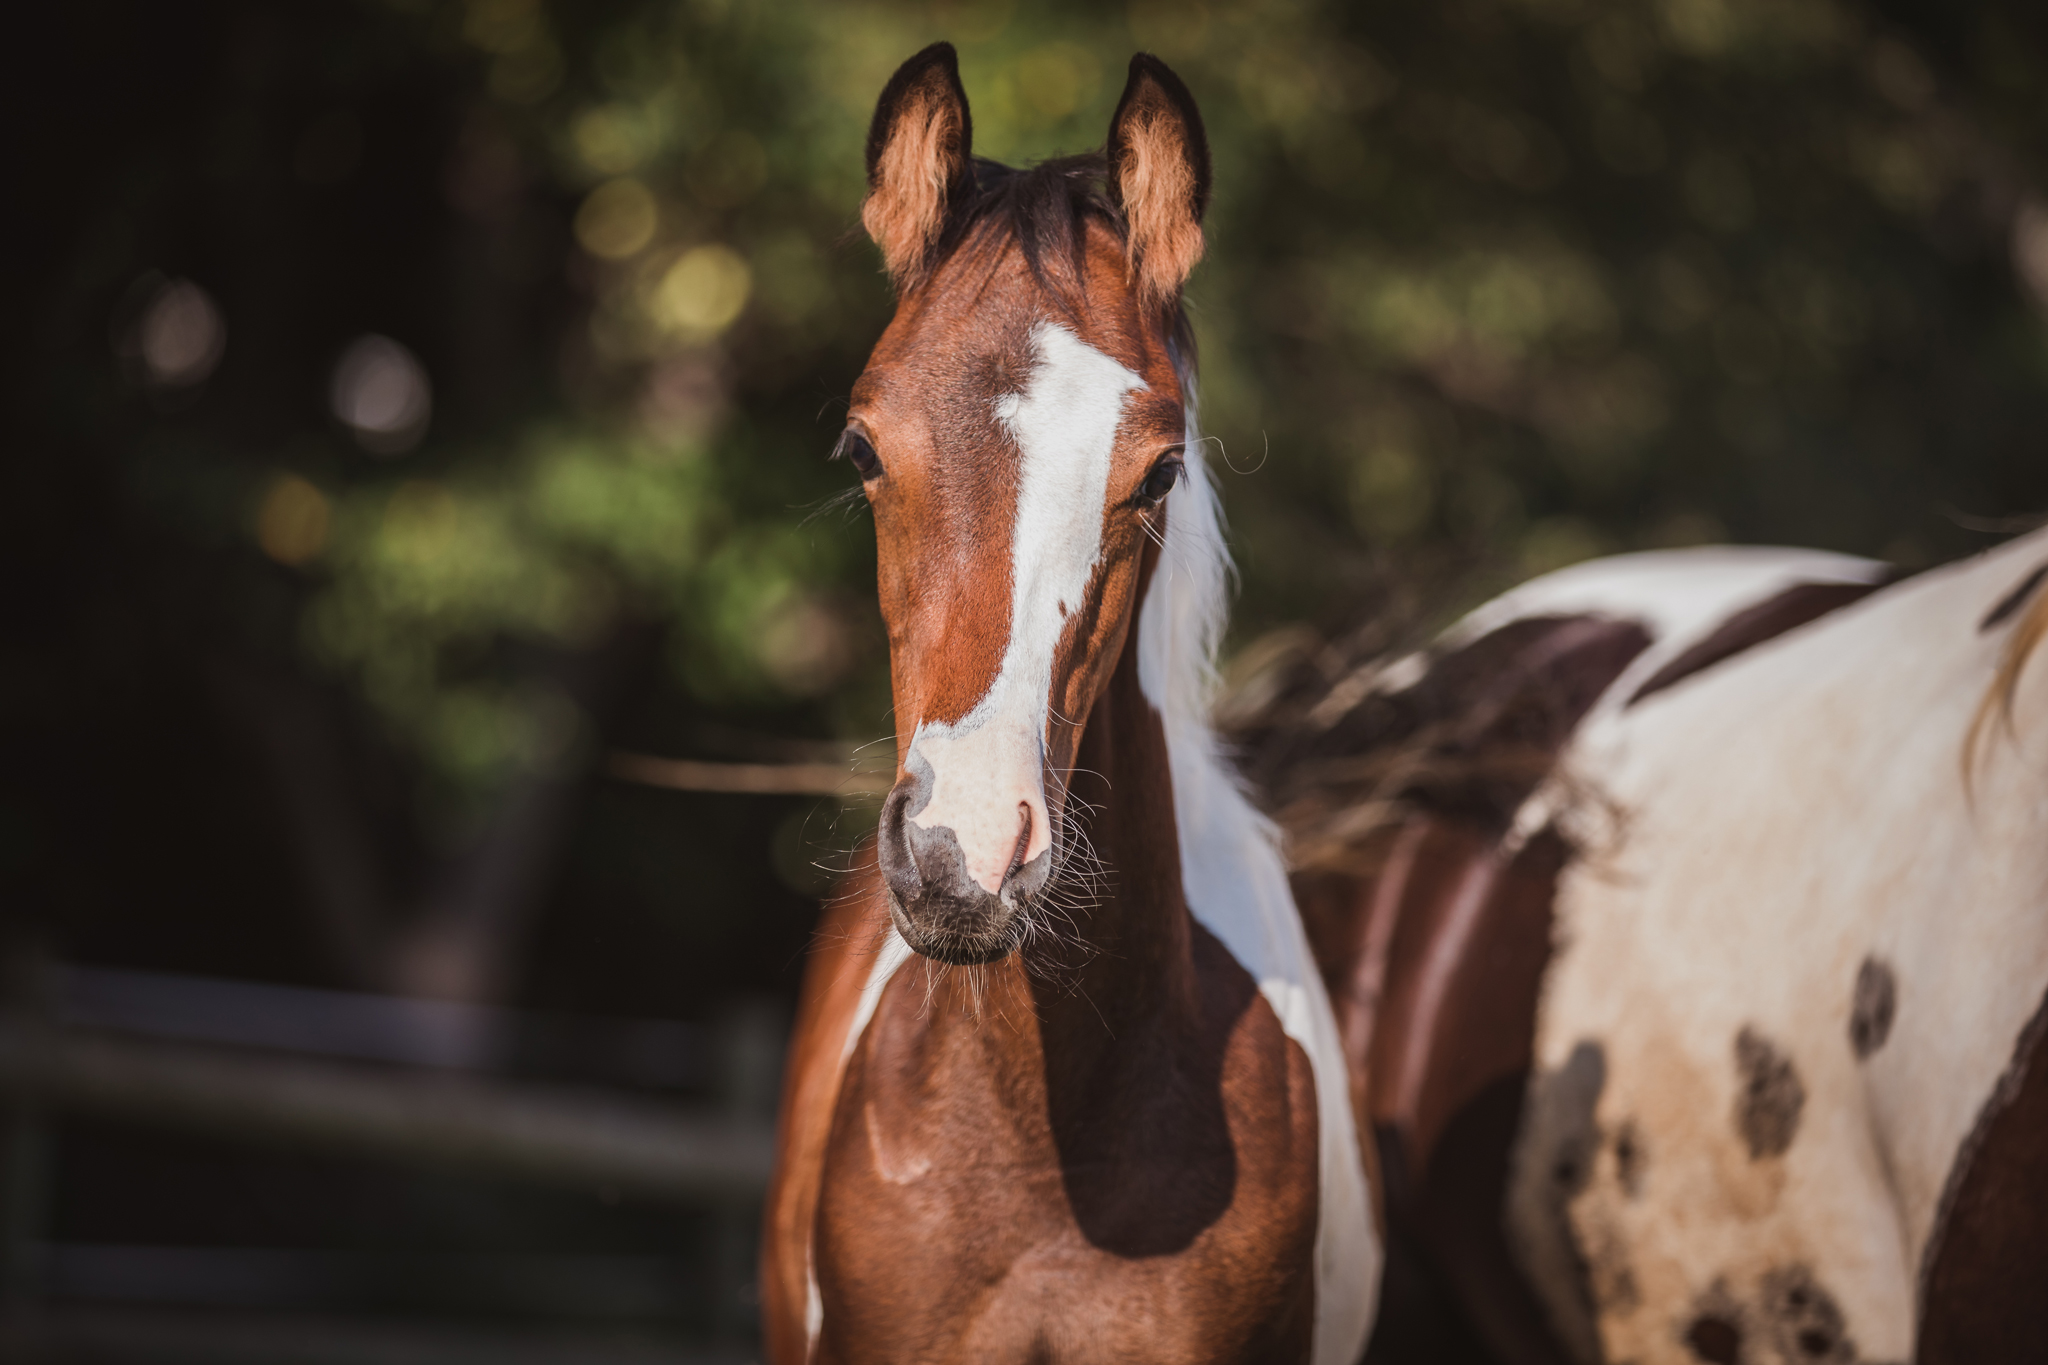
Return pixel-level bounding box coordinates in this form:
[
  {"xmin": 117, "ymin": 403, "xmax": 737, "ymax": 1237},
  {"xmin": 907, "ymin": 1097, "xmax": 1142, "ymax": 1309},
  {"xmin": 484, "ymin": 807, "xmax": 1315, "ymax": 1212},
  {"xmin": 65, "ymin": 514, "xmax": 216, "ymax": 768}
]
[{"xmin": 1026, "ymin": 620, "xmax": 1198, "ymax": 1046}]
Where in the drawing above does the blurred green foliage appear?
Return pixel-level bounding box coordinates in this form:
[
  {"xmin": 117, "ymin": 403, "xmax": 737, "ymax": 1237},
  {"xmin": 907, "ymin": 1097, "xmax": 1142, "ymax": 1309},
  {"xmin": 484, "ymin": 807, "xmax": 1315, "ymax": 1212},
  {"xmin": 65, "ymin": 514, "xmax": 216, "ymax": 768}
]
[
  {"xmin": 11, "ymin": 5, "xmax": 2048, "ymax": 1338},
  {"xmin": 33, "ymin": 0, "xmax": 2048, "ymax": 814}
]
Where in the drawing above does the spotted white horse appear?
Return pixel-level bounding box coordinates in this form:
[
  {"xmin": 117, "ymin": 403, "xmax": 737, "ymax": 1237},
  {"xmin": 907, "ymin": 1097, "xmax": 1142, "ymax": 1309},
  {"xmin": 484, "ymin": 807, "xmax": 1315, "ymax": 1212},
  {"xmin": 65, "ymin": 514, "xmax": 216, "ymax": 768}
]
[
  {"xmin": 1485, "ymin": 531, "xmax": 2048, "ymax": 1364},
  {"xmin": 1240, "ymin": 528, "xmax": 2046, "ymax": 1364}
]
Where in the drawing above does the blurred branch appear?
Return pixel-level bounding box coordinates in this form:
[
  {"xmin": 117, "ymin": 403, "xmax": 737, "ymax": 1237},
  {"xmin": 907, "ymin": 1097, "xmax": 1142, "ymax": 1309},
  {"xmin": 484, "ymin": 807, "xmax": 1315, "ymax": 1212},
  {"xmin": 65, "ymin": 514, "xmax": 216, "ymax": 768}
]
[
  {"xmin": 607, "ymin": 751, "xmax": 891, "ymax": 796},
  {"xmin": 0, "ymin": 1025, "xmax": 771, "ymax": 1202},
  {"xmin": 1936, "ymin": 504, "xmax": 2048, "ymax": 535}
]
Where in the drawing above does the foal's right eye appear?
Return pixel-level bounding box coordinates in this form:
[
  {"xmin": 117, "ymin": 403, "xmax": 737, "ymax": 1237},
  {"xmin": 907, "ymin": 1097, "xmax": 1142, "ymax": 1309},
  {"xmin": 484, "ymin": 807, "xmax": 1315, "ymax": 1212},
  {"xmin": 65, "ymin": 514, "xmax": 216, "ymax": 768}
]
[
  {"xmin": 835, "ymin": 430, "xmax": 882, "ymax": 480},
  {"xmin": 1135, "ymin": 454, "xmax": 1183, "ymax": 507}
]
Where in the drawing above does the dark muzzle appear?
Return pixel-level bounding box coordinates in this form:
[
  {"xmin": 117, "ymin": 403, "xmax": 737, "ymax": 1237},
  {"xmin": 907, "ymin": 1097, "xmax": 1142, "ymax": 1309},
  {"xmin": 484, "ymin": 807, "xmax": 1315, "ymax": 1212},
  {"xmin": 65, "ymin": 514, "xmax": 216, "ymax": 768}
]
[{"xmin": 875, "ymin": 761, "xmax": 1049, "ymax": 964}]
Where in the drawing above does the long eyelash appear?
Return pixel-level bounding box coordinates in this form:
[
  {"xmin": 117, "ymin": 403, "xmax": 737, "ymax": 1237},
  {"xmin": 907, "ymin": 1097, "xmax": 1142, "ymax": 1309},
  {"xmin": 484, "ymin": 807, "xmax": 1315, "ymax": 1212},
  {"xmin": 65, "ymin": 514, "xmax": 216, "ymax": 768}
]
[{"xmin": 800, "ymin": 483, "xmax": 869, "ymax": 526}]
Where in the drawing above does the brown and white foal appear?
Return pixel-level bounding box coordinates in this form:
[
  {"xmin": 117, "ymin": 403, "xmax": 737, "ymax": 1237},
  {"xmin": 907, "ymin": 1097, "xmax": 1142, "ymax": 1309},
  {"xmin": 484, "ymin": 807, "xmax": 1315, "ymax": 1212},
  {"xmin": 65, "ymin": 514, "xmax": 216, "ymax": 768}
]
[{"xmin": 762, "ymin": 46, "xmax": 1376, "ymax": 1365}]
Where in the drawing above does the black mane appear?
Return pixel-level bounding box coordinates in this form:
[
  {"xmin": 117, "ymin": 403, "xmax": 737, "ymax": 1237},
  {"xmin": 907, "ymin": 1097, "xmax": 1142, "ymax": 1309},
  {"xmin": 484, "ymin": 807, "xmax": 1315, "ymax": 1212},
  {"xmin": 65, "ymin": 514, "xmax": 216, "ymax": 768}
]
[
  {"xmin": 934, "ymin": 152, "xmax": 1197, "ymax": 372},
  {"xmin": 961, "ymin": 153, "xmax": 1119, "ymax": 279}
]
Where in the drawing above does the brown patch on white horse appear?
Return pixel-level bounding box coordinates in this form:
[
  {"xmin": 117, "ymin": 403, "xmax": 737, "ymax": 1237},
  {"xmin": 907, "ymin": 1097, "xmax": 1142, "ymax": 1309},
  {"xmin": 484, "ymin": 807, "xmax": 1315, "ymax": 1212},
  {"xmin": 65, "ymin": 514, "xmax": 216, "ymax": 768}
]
[
  {"xmin": 1626, "ymin": 579, "xmax": 1889, "ymax": 708},
  {"xmin": 1612, "ymin": 1118, "xmax": 1648, "ymax": 1200},
  {"xmin": 1916, "ymin": 982, "xmax": 2048, "ymax": 1362},
  {"xmin": 1680, "ymin": 1279, "xmax": 1744, "ymax": 1364},
  {"xmin": 1677, "ymin": 1264, "xmax": 1875, "ymax": 1365}
]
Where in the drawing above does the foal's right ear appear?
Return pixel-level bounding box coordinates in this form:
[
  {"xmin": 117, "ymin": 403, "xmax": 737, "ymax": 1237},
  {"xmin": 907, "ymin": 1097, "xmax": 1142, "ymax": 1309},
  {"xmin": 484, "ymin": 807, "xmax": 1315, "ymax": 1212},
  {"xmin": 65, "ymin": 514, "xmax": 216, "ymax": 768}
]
[
  {"xmin": 862, "ymin": 43, "xmax": 976, "ymax": 288},
  {"xmin": 1106, "ymin": 54, "xmax": 1211, "ymax": 311}
]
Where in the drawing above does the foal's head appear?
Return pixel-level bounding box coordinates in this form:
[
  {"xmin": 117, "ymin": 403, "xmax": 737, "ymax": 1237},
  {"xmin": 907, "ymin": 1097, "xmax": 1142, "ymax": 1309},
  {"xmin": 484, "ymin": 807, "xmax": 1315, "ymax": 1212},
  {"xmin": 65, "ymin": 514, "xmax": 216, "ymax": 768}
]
[{"xmin": 842, "ymin": 45, "xmax": 1211, "ymax": 964}]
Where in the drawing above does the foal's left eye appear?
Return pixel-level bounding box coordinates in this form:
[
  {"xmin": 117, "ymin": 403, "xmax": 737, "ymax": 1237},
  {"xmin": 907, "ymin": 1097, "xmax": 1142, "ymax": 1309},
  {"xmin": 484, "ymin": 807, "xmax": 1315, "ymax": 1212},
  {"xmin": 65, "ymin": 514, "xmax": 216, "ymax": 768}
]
[
  {"xmin": 835, "ymin": 429, "xmax": 882, "ymax": 480},
  {"xmin": 1136, "ymin": 455, "xmax": 1183, "ymax": 507}
]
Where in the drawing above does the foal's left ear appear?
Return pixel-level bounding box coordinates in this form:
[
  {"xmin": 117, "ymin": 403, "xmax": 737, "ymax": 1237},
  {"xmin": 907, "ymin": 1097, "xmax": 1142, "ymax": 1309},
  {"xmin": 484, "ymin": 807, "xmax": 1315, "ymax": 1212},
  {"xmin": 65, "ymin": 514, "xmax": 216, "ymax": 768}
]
[
  {"xmin": 1106, "ymin": 54, "xmax": 1211, "ymax": 310},
  {"xmin": 862, "ymin": 43, "xmax": 976, "ymax": 288}
]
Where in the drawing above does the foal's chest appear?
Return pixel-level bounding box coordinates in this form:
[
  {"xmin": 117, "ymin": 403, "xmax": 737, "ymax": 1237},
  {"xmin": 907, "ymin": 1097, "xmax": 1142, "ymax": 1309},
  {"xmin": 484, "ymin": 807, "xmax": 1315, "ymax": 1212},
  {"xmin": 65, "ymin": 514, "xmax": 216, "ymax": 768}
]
[{"xmin": 811, "ymin": 966, "xmax": 1321, "ymax": 1364}]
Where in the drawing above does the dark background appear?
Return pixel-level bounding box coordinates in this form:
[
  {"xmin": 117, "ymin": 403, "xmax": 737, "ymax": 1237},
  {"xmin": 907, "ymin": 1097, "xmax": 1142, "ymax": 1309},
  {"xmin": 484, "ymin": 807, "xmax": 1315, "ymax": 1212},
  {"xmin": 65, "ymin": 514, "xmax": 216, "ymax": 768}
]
[{"xmin": 6, "ymin": 0, "xmax": 2048, "ymax": 1359}]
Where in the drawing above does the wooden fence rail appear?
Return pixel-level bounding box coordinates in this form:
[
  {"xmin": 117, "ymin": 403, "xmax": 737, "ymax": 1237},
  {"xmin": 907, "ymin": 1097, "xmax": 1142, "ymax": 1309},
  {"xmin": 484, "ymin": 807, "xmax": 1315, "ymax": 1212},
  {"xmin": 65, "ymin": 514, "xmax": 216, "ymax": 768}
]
[{"xmin": 0, "ymin": 1023, "xmax": 774, "ymax": 1201}]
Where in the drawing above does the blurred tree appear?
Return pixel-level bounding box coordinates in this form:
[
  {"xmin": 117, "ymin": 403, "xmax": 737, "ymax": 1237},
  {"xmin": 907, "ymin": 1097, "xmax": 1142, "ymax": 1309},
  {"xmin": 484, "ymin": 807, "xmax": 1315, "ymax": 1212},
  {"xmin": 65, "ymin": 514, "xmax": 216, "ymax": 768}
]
[{"xmin": 7, "ymin": 0, "xmax": 2048, "ymax": 1005}]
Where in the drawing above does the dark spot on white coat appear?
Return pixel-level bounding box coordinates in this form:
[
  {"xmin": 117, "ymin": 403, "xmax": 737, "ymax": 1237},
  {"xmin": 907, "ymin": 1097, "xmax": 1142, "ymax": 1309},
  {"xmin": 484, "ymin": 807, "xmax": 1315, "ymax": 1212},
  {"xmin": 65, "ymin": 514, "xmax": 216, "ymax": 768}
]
[
  {"xmin": 1859, "ymin": 957, "xmax": 1900, "ymax": 1064},
  {"xmin": 1686, "ymin": 1313, "xmax": 1743, "ymax": 1364},
  {"xmin": 1849, "ymin": 956, "xmax": 1896, "ymax": 1060},
  {"xmin": 1614, "ymin": 1119, "xmax": 1647, "ymax": 1199},
  {"xmin": 1735, "ymin": 1027, "xmax": 1805, "ymax": 1160},
  {"xmin": 1761, "ymin": 1264, "xmax": 1857, "ymax": 1363},
  {"xmin": 1683, "ymin": 1280, "xmax": 1746, "ymax": 1364}
]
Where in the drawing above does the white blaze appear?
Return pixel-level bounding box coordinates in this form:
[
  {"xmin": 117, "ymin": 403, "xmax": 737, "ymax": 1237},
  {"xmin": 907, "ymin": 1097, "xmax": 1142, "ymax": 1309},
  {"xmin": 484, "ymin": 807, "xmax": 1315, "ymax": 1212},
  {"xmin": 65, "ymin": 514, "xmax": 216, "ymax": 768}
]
[
  {"xmin": 838, "ymin": 375, "xmax": 1386, "ymax": 1364},
  {"xmin": 905, "ymin": 322, "xmax": 1147, "ymax": 893}
]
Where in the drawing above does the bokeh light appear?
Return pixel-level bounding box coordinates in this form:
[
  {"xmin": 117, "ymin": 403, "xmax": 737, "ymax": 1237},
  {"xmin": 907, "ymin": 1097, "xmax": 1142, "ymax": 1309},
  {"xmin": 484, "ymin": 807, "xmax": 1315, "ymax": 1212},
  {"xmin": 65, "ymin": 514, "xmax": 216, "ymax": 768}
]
[
  {"xmin": 574, "ymin": 177, "xmax": 659, "ymax": 259},
  {"xmin": 653, "ymin": 245, "xmax": 752, "ymax": 339},
  {"xmin": 330, "ymin": 335, "xmax": 432, "ymax": 456},
  {"xmin": 122, "ymin": 278, "xmax": 226, "ymax": 391},
  {"xmin": 256, "ymin": 474, "xmax": 332, "ymax": 567}
]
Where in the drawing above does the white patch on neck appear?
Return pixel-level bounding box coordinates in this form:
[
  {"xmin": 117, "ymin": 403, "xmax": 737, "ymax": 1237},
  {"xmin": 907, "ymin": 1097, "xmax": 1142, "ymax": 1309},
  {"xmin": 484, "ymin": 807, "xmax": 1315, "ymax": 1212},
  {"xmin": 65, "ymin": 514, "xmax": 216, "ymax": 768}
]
[
  {"xmin": 904, "ymin": 321, "xmax": 1147, "ymax": 892},
  {"xmin": 1137, "ymin": 396, "xmax": 1380, "ymax": 1365}
]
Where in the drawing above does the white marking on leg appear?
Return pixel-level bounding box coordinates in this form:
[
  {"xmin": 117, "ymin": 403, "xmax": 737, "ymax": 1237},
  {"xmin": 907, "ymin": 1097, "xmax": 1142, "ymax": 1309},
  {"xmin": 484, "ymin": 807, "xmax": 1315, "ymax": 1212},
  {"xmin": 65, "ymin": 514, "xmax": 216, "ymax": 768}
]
[
  {"xmin": 906, "ymin": 321, "xmax": 1146, "ymax": 892},
  {"xmin": 806, "ymin": 928, "xmax": 914, "ymax": 1357}
]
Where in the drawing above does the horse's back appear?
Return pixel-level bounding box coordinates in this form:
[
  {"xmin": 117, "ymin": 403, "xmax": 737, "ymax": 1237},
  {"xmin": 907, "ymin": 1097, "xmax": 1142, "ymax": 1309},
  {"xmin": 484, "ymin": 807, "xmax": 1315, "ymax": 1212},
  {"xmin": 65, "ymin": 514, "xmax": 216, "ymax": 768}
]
[{"xmin": 1515, "ymin": 529, "xmax": 2048, "ymax": 1363}]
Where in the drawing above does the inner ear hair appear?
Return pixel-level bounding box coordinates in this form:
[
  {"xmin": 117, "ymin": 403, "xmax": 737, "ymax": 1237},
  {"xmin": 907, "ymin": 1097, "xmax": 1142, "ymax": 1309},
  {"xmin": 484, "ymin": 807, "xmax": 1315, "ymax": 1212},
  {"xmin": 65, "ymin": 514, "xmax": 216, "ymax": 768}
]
[
  {"xmin": 862, "ymin": 42, "xmax": 976, "ymax": 288},
  {"xmin": 1106, "ymin": 53, "xmax": 1212, "ymax": 312}
]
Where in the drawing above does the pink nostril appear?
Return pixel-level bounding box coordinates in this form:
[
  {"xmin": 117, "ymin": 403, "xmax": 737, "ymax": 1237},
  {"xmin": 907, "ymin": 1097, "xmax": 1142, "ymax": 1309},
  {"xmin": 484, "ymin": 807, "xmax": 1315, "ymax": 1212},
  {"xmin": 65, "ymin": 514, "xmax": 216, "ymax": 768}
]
[{"xmin": 1002, "ymin": 803, "xmax": 1032, "ymax": 888}]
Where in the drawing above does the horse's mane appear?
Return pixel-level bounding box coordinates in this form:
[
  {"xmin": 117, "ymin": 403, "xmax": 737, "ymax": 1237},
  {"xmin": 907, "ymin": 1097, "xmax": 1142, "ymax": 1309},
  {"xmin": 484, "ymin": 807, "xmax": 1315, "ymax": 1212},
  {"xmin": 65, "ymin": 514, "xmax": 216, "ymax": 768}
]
[
  {"xmin": 937, "ymin": 153, "xmax": 1202, "ymax": 366},
  {"xmin": 1147, "ymin": 357, "xmax": 1230, "ymax": 751},
  {"xmin": 961, "ymin": 154, "xmax": 1119, "ymax": 276}
]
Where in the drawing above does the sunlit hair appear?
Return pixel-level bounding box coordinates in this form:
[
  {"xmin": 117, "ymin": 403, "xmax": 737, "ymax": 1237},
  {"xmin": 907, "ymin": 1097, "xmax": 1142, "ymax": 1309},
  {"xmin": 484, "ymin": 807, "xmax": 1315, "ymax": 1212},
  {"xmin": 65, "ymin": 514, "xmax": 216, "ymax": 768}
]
[
  {"xmin": 1967, "ymin": 577, "xmax": 2048, "ymax": 777},
  {"xmin": 1147, "ymin": 350, "xmax": 1231, "ymax": 741},
  {"xmin": 1135, "ymin": 346, "xmax": 1303, "ymax": 924}
]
